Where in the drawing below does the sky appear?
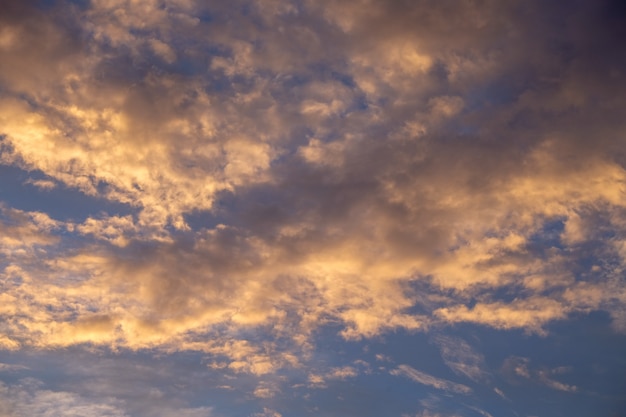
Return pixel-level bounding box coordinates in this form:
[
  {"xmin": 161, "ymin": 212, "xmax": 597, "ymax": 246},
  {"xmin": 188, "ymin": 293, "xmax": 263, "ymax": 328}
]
[{"xmin": 0, "ymin": 0, "xmax": 626, "ymax": 416}]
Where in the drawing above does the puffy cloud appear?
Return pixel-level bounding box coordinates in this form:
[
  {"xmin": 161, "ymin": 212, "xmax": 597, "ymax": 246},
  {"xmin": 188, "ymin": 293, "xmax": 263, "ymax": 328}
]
[
  {"xmin": 0, "ymin": 205, "xmax": 60, "ymax": 253},
  {"xmin": 307, "ymin": 373, "xmax": 326, "ymax": 389},
  {"xmin": 0, "ymin": 0, "xmax": 625, "ymax": 380},
  {"xmin": 326, "ymin": 366, "xmax": 358, "ymax": 380},
  {"xmin": 434, "ymin": 298, "xmax": 569, "ymax": 334},
  {"xmin": 253, "ymin": 381, "xmax": 280, "ymax": 399},
  {"xmin": 0, "ymin": 5, "xmax": 625, "ymax": 417}
]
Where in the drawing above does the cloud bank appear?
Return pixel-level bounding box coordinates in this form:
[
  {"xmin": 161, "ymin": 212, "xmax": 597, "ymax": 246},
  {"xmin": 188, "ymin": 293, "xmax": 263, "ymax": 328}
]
[{"xmin": 0, "ymin": 0, "xmax": 625, "ymax": 376}]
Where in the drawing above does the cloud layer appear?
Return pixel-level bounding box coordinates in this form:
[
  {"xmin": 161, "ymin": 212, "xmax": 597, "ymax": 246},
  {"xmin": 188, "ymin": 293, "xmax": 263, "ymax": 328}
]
[{"xmin": 0, "ymin": 0, "xmax": 625, "ymax": 389}]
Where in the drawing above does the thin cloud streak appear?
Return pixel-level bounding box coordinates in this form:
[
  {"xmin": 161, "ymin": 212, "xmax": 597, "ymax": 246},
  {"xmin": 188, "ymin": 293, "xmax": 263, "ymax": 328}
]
[{"xmin": 391, "ymin": 365, "xmax": 472, "ymax": 395}]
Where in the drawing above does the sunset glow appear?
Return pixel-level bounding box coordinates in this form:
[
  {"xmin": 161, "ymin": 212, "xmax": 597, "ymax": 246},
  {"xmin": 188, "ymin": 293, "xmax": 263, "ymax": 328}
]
[{"xmin": 1, "ymin": 1, "xmax": 625, "ymax": 416}]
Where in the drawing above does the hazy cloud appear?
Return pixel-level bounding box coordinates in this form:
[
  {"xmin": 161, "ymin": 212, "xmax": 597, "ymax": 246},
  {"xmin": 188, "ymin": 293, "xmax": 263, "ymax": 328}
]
[
  {"xmin": 431, "ymin": 335, "xmax": 487, "ymax": 382},
  {"xmin": 0, "ymin": 380, "xmax": 130, "ymax": 417},
  {"xmin": 501, "ymin": 357, "xmax": 578, "ymax": 393}
]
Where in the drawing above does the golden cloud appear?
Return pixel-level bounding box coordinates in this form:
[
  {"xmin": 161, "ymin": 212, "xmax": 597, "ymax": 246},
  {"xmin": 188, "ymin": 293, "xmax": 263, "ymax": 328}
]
[{"xmin": 0, "ymin": 0, "xmax": 625, "ymax": 376}]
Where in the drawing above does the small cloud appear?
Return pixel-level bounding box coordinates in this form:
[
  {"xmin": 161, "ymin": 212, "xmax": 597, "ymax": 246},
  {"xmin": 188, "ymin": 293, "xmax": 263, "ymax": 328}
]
[
  {"xmin": 326, "ymin": 366, "xmax": 358, "ymax": 380},
  {"xmin": 493, "ymin": 387, "xmax": 507, "ymax": 399},
  {"xmin": 207, "ymin": 362, "xmax": 228, "ymax": 370},
  {"xmin": 434, "ymin": 297, "xmax": 568, "ymax": 335},
  {"xmin": 465, "ymin": 405, "xmax": 494, "ymax": 417},
  {"xmin": 501, "ymin": 357, "xmax": 577, "ymax": 392},
  {"xmin": 0, "ymin": 363, "xmax": 28, "ymax": 372},
  {"xmin": 0, "ymin": 336, "xmax": 20, "ymax": 351},
  {"xmin": 160, "ymin": 407, "xmax": 215, "ymax": 417},
  {"xmin": 537, "ymin": 370, "xmax": 577, "ymax": 392},
  {"xmin": 431, "ymin": 335, "xmax": 487, "ymax": 382},
  {"xmin": 502, "ymin": 356, "xmax": 532, "ymax": 379},
  {"xmin": 75, "ymin": 215, "xmax": 138, "ymax": 247},
  {"xmin": 413, "ymin": 409, "xmax": 463, "ymax": 417},
  {"xmin": 391, "ymin": 364, "xmax": 472, "ymax": 395},
  {"xmin": 428, "ymin": 95, "xmax": 464, "ymax": 119},
  {"xmin": 252, "ymin": 408, "xmax": 282, "ymax": 417},
  {"xmin": 149, "ymin": 38, "xmax": 176, "ymax": 63},
  {"xmin": 24, "ymin": 178, "xmax": 56, "ymax": 190},
  {"xmin": 353, "ymin": 359, "xmax": 372, "ymax": 374},
  {"xmin": 253, "ymin": 381, "xmax": 280, "ymax": 398},
  {"xmin": 308, "ymin": 374, "xmax": 326, "ymax": 388}
]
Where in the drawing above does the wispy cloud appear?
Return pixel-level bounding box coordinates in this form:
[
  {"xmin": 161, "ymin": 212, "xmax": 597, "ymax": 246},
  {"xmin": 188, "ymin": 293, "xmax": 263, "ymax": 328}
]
[
  {"xmin": 493, "ymin": 387, "xmax": 507, "ymax": 399},
  {"xmin": 390, "ymin": 365, "xmax": 472, "ymax": 395},
  {"xmin": 431, "ymin": 335, "xmax": 487, "ymax": 382},
  {"xmin": 252, "ymin": 408, "xmax": 282, "ymax": 417},
  {"xmin": 501, "ymin": 357, "xmax": 578, "ymax": 393},
  {"xmin": 0, "ymin": 363, "xmax": 28, "ymax": 372},
  {"xmin": 0, "ymin": 380, "xmax": 130, "ymax": 417}
]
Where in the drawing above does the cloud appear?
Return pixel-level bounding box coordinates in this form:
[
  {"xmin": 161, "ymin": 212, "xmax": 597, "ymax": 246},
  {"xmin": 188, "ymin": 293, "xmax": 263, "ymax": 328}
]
[
  {"xmin": 23, "ymin": 178, "xmax": 57, "ymax": 190},
  {"xmin": 0, "ymin": 379, "xmax": 217, "ymax": 417},
  {"xmin": 501, "ymin": 357, "xmax": 578, "ymax": 393},
  {"xmin": 493, "ymin": 387, "xmax": 506, "ymax": 399},
  {"xmin": 390, "ymin": 365, "xmax": 471, "ymax": 395},
  {"xmin": 0, "ymin": 205, "xmax": 60, "ymax": 252},
  {"xmin": 0, "ymin": 0, "xmax": 624, "ymax": 381},
  {"xmin": 537, "ymin": 371, "xmax": 578, "ymax": 393},
  {"xmin": 0, "ymin": 380, "xmax": 130, "ymax": 417},
  {"xmin": 431, "ymin": 335, "xmax": 486, "ymax": 382},
  {"xmin": 1, "ymin": 3, "xmax": 624, "ymax": 417},
  {"xmin": 465, "ymin": 406, "xmax": 494, "ymax": 417},
  {"xmin": 0, "ymin": 363, "xmax": 27, "ymax": 372},
  {"xmin": 252, "ymin": 408, "xmax": 282, "ymax": 417},
  {"xmin": 0, "ymin": 356, "xmax": 230, "ymax": 417},
  {"xmin": 412, "ymin": 412, "xmax": 463, "ymax": 417},
  {"xmin": 253, "ymin": 381, "xmax": 280, "ymax": 399},
  {"xmin": 307, "ymin": 373, "xmax": 326, "ymax": 389},
  {"xmin": 434, "ymin": 298, "xmax": 569, "ymax": 334},
  {"xmin": 326, "ymin": 366, "xmax": 358, "ymax": 380}
]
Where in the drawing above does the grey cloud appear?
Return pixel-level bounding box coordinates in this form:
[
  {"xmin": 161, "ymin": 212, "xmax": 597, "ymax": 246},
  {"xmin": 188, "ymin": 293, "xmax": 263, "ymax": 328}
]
[
  {"xmin": 0, "ymin": 379, "xmax": 130, "ymax": 417},
  {"xmin": 0, "ymin": 378, "xmax": 216, "ymax": 417}
]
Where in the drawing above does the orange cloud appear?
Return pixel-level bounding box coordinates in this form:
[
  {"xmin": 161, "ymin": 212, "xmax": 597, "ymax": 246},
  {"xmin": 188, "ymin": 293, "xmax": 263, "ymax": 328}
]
[{"xmin": 0, "ymin": 0, "xmax": 625, "ymax": 379}]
